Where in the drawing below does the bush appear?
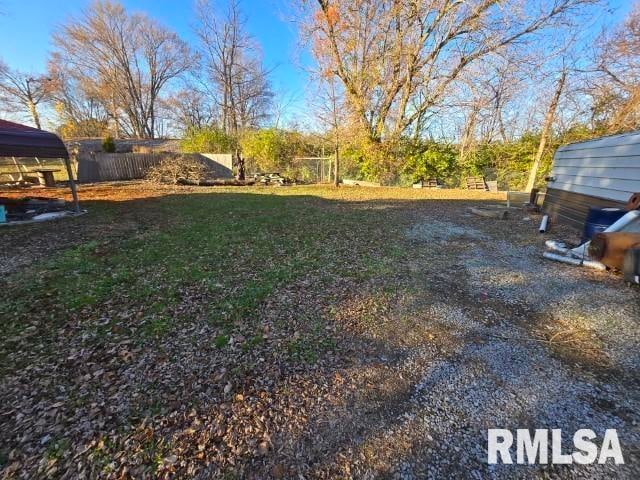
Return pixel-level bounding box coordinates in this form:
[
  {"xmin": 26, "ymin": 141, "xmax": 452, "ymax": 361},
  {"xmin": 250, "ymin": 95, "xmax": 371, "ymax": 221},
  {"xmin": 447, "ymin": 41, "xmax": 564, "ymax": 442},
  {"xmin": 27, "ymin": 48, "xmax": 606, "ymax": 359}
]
[
  {"xmin": 181, "ymin": 127, "xmax": 236, "ymax": 154},
  {"xmin": 240, "ymin": 128, "xmax": 291, "ymax": 172},
  {"xmin": 102, "ymin": 135, "xmax": 116, "ymax": 153},
  {"xmin": 146, "ymin": 155, "xmax": 209, "ymax": 184},
  {"xmin": 402, "ymin": 141, "xmax": 458, "ymax": 185}
]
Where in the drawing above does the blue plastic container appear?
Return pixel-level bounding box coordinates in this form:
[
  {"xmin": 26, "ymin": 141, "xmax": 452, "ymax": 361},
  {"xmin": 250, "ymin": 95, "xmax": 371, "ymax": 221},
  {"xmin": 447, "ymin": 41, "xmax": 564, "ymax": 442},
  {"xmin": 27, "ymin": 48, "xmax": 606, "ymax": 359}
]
[
  {"xmin": 0, "ymin": 205, "xmax": 6, "ymax": 224},
  {"xmin": 582, "ymin": 207, "xmax": 627, "ymax": 241}
]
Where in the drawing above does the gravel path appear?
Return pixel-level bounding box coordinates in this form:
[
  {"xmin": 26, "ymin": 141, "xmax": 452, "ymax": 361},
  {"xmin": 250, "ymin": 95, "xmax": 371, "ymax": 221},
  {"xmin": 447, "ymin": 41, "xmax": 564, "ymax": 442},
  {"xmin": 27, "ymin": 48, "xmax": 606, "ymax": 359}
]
[
  {"xmin": 287, "ymin": 206, "xmax": 640, "ymax": 479},
  {"xmin": 377, "ymin": 209, "xmax": 640, "ymax": 479}
]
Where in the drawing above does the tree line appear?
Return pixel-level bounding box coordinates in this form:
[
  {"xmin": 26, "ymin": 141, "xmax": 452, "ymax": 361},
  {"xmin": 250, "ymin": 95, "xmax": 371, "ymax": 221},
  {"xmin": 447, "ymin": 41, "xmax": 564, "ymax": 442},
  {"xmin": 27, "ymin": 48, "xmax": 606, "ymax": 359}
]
[{"xmin": 1, "ymin": 0, "xmax": 639, "ymax": 187}]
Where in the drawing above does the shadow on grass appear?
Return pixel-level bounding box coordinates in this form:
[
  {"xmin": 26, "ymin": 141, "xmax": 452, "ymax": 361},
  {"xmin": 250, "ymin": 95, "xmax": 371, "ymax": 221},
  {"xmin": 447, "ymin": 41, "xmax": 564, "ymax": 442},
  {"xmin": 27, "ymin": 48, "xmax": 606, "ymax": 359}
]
[{"xmin": 2, "ymin": 189, "xmax": 635, "ymax": 478}]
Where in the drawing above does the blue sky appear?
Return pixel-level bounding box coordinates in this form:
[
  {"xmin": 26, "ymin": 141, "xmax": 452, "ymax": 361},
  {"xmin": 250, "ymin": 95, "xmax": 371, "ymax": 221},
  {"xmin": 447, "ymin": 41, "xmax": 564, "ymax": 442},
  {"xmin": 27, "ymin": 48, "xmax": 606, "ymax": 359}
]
[
  {"xmin": 0, "ymin": 0, "xmax": 312, "ymax": 98},
  {"xmin": 0, "ymin": 0, "xmax": 632, "ymax": 73},
  {"xmin": 0, "ymin": 0, "xmax": 635, "ymax": 129}
]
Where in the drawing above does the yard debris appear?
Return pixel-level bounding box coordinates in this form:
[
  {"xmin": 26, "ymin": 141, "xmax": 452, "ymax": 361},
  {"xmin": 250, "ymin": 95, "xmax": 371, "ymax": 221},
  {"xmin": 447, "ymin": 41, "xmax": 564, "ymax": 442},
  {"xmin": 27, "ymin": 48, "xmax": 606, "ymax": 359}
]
[
  {"xmin": 543, "ymin": 209, "xmax": 640, "ymax": 270},
  {"xmin": 624, "ymin": 192, "xmax": 640, "ymax": 211},
  {"xmin": 469, "ymin": 206, "xmax": 508, "ymax": 219},
  {"xmin": 0, "ymin": 196, "xmax": 69, "ymax": 223},
  {"xmin": 253, "ymin": 172, "xmax": 295, "ymax": 186},
  {"xmin": 146, "ymin": 155, "xmax": 211, "ymax": 185},
  {"xmin": 341, "ymin": 179, "xmax": 381, "ymax": 187},
  {"xmin": 31, "ymin": 211, "xmax": 72, "ymax": 221},
  {"xmin": 412, "ymin": 177, "xmax": 442, "ymax": 189},
  {"xmin": 623, "ymin": 248, "xmax": 640, "ymax": 284},
  {"xmin": 539, "ymin": 214, "xmax": 549, "ymax": 233},
  {"xmin": 177, "ymin": 178, "xmax": 255, "ymax": 186},
  {"xmin": 465, "ymin": 175, "xmax": 488, "ymax": 190},
  {"xmin": 542, "ymin": 251, "xmax": 606, "ymax": 270},
  {"xmin": 589, "ymin": 232, "xmax": 640, "ymax": 270}
]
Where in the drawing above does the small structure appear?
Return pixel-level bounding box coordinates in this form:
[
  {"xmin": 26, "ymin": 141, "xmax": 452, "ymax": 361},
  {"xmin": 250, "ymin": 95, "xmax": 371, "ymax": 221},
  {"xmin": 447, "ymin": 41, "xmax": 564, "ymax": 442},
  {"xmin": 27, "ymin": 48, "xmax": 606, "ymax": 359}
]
[
  {"xmin": 543, "ymin": 131, "xmax": 640, "ymax": 229},
  {"xmin": 198, "ymin": 153, "xmax": 234, "ymax": 178},
  {"xmin": 0, "ymin": 119, "xmax": 80, "ymax": 214}
]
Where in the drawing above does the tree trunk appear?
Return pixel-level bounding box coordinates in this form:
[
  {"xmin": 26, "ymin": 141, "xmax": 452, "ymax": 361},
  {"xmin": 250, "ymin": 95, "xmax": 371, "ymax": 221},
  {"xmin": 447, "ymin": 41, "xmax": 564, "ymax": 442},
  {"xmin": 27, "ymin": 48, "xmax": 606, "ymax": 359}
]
[
  {"xmin": 459, "ymin": 104, "xmax": 480, "ymax": 165},
  {"xmin": 28, "ymin": 99, "xmax": 41, "ymax": 130},
  {"xmin": 235, "ymin": 146, "xmax": 245, "ymax": 180},
  {"xmin": 526, "ymin": 69, "xmax": 567, "ymax": 192},
  {"xmin": 333, "ymin": 137, "xmax": 340, "ymax": 187}
]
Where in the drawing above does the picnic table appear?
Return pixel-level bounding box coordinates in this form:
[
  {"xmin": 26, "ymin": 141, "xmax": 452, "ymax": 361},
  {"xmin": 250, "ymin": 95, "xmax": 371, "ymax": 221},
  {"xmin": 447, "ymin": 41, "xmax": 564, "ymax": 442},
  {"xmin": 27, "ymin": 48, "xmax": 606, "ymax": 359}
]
[{"xmin": 30, "ymin": 168, "xmax": 60, "ymax": 187}]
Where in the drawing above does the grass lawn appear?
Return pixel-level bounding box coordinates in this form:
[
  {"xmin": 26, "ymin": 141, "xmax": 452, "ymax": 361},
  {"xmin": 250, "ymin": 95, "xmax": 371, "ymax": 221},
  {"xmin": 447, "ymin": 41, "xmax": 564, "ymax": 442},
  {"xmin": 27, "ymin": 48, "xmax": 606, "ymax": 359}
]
[{"xmin": 1, "ymin": 183, "xmax": 639, "ymax": 479}]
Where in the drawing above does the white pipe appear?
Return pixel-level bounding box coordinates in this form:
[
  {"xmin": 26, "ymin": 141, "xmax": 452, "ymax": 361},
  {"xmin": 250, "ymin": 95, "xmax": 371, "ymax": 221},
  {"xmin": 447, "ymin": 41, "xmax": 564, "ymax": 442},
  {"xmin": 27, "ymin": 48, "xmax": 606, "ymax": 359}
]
[
  {"xmin": 539, "ymin": 215, "xmax": 549, "ymax": 233},
  {"xmin": 603, "ymin": 209, "xmax": 640, "ymax": 233},
  {"xmin": 545, "ymin": 240, "xmax": 569, "ymax": 254},
  {"xmin": 569, "ymin": 210, "xmax": 640, "ymax": 258},
  {"xmin": 543, "ymin": 252, "xmax": 606, "ymax": 270},
  {"xmin": 570, "ymin": 243, "xmax": 589, "ymax": 258}
]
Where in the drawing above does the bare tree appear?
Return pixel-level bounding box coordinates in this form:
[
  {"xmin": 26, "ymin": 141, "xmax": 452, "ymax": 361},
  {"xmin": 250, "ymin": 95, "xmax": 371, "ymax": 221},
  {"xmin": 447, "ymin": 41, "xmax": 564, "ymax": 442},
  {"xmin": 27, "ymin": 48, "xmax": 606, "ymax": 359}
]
[
  {"xmin": 161, "ymin": 87, "xmax": 218, "ymax": 134},
  {"xmin": 52, "ymin": 0, "xmax": 194, "ymax": 138},
  {"xmin": 47, "ymin": 61, "xmax": 110, "ymax": 137},
  {"xmin": 526, "ymin": 65, "xmax": 567, "ymax": 191},
  {"xmin": 271, "ymin": 89, "xmax": 301, "ymax": 129},
  {"xmin": 0, "ymin": 62, "xmax": 53, "ymax": 129},
  {"xmin": 196, "ymin": 0, "xmax": 273, "ymax": 178},
  {"xmin": 305, "ymin": 0, "xmax": 597, "ymax": 144},
  {"xmin": 196, "ymin": 0, "xmax": 273, "ymax": 135},
  {"xmin": 589, "ymin": 2, "xmax": 640, "ymax": 132},
  {"xmin": 454, "ymin": 50, "xmax": 534, "ymax": 157},
  {"xmin": 314, "ymin": 77, "xmax": 345, "ymax": 186}
]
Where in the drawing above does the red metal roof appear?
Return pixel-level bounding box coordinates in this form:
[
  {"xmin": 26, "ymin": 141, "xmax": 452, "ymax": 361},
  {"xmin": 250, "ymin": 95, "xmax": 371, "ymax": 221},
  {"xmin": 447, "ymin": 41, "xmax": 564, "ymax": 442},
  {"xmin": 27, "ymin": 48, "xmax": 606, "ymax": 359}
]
[
  {"xmin": 0, "ymin": 119, "xmax": 43, "ymax": 132},
  {"xmin": 0, "ymin": 119, "xmax": 69, "ymax": 159}
]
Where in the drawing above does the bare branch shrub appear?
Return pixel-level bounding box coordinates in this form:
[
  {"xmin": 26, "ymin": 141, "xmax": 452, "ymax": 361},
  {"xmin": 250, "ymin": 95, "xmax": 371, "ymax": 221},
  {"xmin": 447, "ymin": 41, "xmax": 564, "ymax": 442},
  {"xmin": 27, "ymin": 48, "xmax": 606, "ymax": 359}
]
[{"xmin": 146, "ymin": 155, "xmax": 209, "ymax": 184}]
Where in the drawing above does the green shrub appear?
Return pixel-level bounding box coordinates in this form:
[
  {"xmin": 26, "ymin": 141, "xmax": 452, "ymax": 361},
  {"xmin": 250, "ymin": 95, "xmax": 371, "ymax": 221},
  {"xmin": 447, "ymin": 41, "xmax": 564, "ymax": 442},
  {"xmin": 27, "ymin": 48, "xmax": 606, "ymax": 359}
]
[
  {"xmin": 240, "ymin": 128, "xmax": 290, "ymax": 172},
  {"xmin": 181, "ymin": 127, "xmax": 236, "ymax": 154},
  {"xmin": 102, "ymin": 135, "xmax": 116, "ymax": 153},
  {"xmin": 402, "ymin": 141, "xmax": 458, "ymax": 185}
]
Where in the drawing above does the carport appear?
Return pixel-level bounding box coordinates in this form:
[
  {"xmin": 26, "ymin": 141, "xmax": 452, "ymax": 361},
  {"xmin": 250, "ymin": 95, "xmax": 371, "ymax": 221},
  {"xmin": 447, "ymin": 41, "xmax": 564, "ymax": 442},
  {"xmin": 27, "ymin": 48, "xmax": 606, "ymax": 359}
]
[{"xmin": 0, "ymin": 119, "xmax": 80, "ymax": 214}]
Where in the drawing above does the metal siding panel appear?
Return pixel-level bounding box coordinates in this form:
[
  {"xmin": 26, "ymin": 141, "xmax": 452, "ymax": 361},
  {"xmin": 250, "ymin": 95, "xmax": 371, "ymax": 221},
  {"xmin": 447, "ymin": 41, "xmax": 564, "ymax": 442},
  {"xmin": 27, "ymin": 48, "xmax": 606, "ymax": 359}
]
[
  {"xmin": 555, "ymin": 143, "xmax": 640, "ymax": 158},
  {"xmin": 548, "ymin": 181, "xmax": 633, "ymax": 202},
  {"xmin": 548, "ymin": 132, "xmax": 640, "ymax": 218},
  {"xmin": 552, "ymin": 174, "xmax": 640, "ymax": 192},
  {"xmin": 558, "ymin": 131, "xmax": 640, "ymax": 151},
  {"xmin": 543, "ymin": 188, "xmax": 626, "ymax": 230},
  {"xmin": 552, "ymin": 166, "xmax": 640, "ymax": 180},
  {"xmin": 553, "ymin": 157, "xmax": 640, "ymax": 169}
]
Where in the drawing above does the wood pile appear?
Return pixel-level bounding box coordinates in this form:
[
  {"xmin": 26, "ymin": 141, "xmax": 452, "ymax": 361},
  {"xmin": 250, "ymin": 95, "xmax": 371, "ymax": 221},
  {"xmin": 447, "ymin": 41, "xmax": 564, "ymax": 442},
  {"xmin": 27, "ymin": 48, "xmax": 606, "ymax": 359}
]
[
  {"xmin": 469, "ymin": 206, "xmax": 509, "ymax": 219},
  {"xmin": 177, "ymin": 178, "xmax": 255, "ymax": 187},
  {"xmin": 253, "ymin": 173, "xmax": 295, "ymax": 186},
  {"xmin": 413, "ymin": 177, "xmax": 442, "ymax": 189},
  {"xmin": 466, "ymin": 176, "xmax": 488, "ymax": 190}
]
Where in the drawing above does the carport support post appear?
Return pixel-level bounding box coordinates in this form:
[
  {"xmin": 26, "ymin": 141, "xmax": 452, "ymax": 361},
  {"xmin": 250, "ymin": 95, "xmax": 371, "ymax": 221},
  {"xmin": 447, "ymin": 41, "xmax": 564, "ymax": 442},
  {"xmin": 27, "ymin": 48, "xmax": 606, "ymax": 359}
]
[{"xmin": 63, "ymin": 156, "xmax": 81, "ymax": 213}]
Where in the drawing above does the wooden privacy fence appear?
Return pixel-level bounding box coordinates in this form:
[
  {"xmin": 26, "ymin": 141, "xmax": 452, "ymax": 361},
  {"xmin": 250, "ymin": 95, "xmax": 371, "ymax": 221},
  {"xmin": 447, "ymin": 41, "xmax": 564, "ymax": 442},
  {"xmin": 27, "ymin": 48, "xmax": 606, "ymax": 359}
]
[
  {"xmin": 77, "ymin": 152, "xmax": 233, "ymax": 183},
  {"xmin": 78, "ymin": 153, "xmax": 159, "ymax": 183}
]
